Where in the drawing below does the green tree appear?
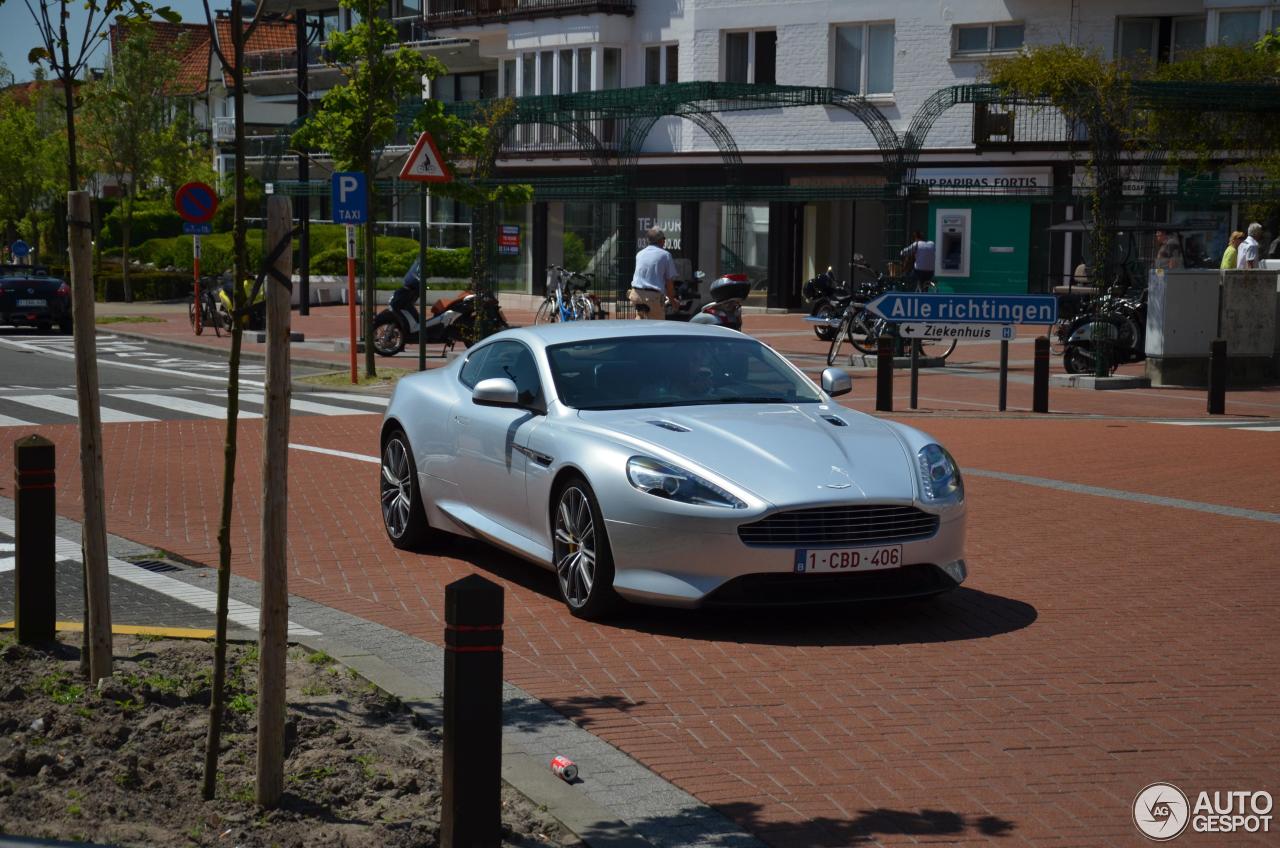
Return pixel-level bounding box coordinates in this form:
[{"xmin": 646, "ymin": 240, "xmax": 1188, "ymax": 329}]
[
  {"xmin": 0, "ymin": 89, "xmax": 60, "ymax": 262},
  {"xmin": 80, "ymin": 20, "xmax": 185, "ymax": 301},
  {"xmin": 293, "ymin": 0, "xmax": 442, "ymax": 378},
  {"xmin": 988, "ymin": 46, "xmax": 1139, "ymax": 291}
]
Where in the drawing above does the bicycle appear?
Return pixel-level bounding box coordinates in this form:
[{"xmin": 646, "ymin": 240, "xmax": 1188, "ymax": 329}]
[
  {"xmin": 536, "ymin": 266, "xmax": 598, "ymax": 324},
  {"xmin": 188, "ymin": 277, "xmax": 225, "ymax": 337},
  {"xmin": 825, "ymin": 275, "xmax": 957, "ymax": 366}
]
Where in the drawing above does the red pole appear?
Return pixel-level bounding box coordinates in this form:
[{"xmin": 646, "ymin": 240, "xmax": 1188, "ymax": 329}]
[
  {"xmin": 193, "ymin": 235, "xmax": 202, "ymax": 334},
  {"xmin": 346, "ymin": 224, "xmax": 357, "ymax": 384}
]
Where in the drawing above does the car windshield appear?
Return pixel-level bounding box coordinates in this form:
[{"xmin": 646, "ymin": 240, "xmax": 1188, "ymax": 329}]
[{"xmin": 545, "ymin": 335, "xmax": 824, "ymax": 410}]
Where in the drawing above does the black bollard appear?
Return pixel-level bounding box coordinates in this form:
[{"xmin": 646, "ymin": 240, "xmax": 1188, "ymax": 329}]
[
  {"xmin": 442, "ymin": 575, "xmax": 504, "ymax": 848},
  {"xmin": 909, "ymin": 340, "xmax": 919, "ymax": 410},
  {"xmin": 876, "ymin": 336, "xmax": 893, "ymax": 412},
  {"xmin": 1032, "ymin": 336, "xmax": 1050, "ymax": 414},
  {"xmin": 1208, "ymin": 338, "xmax": 1227, "ymax": 415},
  {"xmin": 14, "ymin": 435, "xmax": 56, "ymax": 644},
  {"xmin": 998, "ymin": 339, "xmax": 1009, "ymax": 412}
]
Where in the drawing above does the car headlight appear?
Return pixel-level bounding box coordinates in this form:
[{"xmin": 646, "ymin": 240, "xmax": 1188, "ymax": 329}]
[
  {"xmin": 626, "ymin": 457, "xmax": 747, "ymax": 509},
  {"xmin": 917, "ymin": 444, "xmax": 963, "ymax": 503}
]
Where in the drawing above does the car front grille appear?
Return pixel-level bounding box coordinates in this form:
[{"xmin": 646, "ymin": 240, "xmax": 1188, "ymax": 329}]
[{"xmin": 737, "ymin": 504, "xmax": 940, "ymax": 548}]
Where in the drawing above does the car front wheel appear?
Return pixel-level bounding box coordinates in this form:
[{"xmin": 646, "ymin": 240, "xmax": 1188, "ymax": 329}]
[
  {"xmin": 380, "ymin": 430, "xmax": 433, "ymax": 549},
  {"xmin": 552, "ymin": 477, "xmax": 619, "ymax": 620}
]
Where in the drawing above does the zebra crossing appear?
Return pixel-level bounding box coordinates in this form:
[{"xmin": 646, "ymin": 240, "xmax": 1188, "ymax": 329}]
[
  {"xmin": 0, "ymin": 384, "xmax": 388, "ymax": 426},
  {"xmin": 1152, "ymin": 419, "xmax": 1280, "ymax": 433}
]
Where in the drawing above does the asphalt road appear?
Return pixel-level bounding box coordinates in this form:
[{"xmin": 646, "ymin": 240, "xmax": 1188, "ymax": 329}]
[{"xmin": 0, "ymin": 327, "xmax": 386, "ymax": 426}]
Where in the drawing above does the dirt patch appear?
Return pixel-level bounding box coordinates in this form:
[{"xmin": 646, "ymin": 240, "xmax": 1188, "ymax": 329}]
[{"xmin": 0, "ymin": 635, "xmax": 577, "ymax": 847}]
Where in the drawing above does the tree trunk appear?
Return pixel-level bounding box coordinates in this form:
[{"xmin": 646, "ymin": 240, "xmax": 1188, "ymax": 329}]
[
  {"xmin": 121, "ymin": 187, "xmax": 133, "ymax": 303},
  {"xmin": 203, "ymin": 0, "xmax": 249, "ymax": 801},
  {"xmin": 363, "ymin": 162, "xmax": 376, "ymax": 379}
]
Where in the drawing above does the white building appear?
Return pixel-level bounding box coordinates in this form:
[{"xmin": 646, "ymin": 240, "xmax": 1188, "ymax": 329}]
[{"xmin": 259, "ymin": 1, "xmax": 1277, "ymax": 300}]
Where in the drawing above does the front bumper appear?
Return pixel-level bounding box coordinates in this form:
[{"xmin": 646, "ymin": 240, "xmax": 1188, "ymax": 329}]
[{"xmin": 604, "ymin": 505, "xmax": 966, "ymax": 608}]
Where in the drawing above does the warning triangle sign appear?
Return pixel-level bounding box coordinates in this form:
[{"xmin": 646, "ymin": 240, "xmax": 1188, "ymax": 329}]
[{"xmin": 399, "ymin": 131, "xmax": 453, "ymax": 183}]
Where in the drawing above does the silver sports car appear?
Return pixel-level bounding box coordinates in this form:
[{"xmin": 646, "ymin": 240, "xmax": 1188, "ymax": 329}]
[{"xmin": 379, "ymin": 321, "xmax": 966, "ymax": 618}]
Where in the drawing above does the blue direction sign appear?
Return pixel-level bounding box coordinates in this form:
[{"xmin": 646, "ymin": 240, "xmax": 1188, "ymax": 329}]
[
  {"xmin": 10, "ymin": 239, "xmax": 30, "ymax": 258},
  {"xmin": 331, "ymin": 172, "xmax": 367, "ymax": 224},
  {"xmin": 866, "ymin": 292, "xmax": 1057, "ymax": 324},
  {"xmin": 182, "ymin": 222, "xmax": 213, "ymax": 235}
]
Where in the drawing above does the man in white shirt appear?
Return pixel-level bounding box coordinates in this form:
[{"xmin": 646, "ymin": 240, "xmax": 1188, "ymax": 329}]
[
  {"xmin": 630, "ymin": 227, "xmax": 677, "ymax": 319},
  {"xmin": 1236, "ymin": 222, "xmax": 1263, "ymax": 270},
  {"xmin": 900, "ymin": 231, "xmax": 936, "ymax": 289}
]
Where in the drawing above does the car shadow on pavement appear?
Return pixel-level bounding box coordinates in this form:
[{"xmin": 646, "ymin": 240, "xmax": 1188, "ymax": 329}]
[
  {"xmin": 580, "ymin": 801, "xmax": 1016, "ymax": 847},
  {"xmin": 446, "ymin": 539, "xmax": 1036, "ymax": 647},
  {"xmin": 611, "ymin": 588, "xmax": 1037, "ymax": 646}
]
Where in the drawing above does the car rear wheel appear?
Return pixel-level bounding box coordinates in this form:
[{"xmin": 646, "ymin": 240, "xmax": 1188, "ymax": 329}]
[
  {"xmin": 380, "ymin": 430, "xmax": 434, "ymax": 550},
  {"xmin": 552, "ymin": 477, "xmax": 619, "ymax": 620}
]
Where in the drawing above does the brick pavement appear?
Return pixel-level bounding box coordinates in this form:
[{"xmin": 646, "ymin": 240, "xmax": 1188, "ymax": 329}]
[{"xmin": 2, "ymin": 406, "xmax": 1277, "ymax": 846}]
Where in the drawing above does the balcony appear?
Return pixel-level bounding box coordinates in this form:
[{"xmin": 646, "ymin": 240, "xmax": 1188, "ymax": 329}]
[
  {"xmin": 427, "ymin": 0, "xmax": 634, "ymax": 28},
  {"xmin": 241, "ymin": 44, "xmax": 327, "ymax": 76},
  {"xmin": 973, "ymin": 102, "xmax": 1085, "ymax": 149}
]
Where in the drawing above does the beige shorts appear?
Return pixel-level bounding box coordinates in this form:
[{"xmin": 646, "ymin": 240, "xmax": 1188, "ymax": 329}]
[{"xmin": 629, "ymin": 287, "xmax": 665, "ymax": 319}]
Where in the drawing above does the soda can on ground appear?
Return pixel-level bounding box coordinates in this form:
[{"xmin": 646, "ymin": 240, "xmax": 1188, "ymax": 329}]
[{"xmin": 550, "ymin": 755, "xmax": 578, "ymax": 782}]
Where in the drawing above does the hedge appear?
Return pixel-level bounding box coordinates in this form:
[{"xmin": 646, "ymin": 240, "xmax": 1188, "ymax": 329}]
[
  {"xmin": 99, "ymin": 204, "xmax": 185, "ymax": 248},
  {"xmin": 95, "ymin": 271, "xmax": 191, "ymax": 302}
]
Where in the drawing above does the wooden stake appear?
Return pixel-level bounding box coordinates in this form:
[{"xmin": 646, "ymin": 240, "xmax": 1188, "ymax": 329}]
[
  {"xmin": 256, "ymin": 195, "xmax": 293, "ymax": 807},
  {"xmin": 68, "ymin": 191, "xmax": 113, "ymax": 681}
]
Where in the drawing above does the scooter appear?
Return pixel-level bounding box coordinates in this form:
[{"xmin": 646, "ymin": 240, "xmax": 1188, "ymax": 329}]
[
  {"xmin": 689, "ymin": 273, "xmax": 750, "ymax": 331},
  {"xmin": 372, "ymin": 279, "xmax": 508, "ymax": 357},
  {"xmin": 664, "ymin": 271, "xmax": 708, "ymax": 321}
]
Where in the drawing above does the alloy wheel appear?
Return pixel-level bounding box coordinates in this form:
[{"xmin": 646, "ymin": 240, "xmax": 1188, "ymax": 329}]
[
  {"xmin": 380, "ymin": 438, "xmax": 413, "ymax": 540},
  {"xmin": 553, "ymin": 486, "xmax": 597, "ymax": 609}
]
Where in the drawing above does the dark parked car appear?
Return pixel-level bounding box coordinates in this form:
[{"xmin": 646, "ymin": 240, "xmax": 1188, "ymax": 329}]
[{"xmin": 0, "ymin": 265, "xmax": 72, "ymax": 333}]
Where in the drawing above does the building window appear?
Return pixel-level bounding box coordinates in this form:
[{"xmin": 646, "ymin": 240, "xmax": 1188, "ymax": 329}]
[
  {"xmin": 1117, "ymin": 16, "xmax": 1206, "ymax": 63},
  {"xmin": 953, "ymin": 22, "xmax": 1024, "ymax": 56},
  {"xmin": 602, "ymin": 47, "xmax": 622, "ymax": 89},
  {"xmin": 723, "ymin": 30, "xmax": 776, "ymax": 85},
  {"xmin": 501, "ymin": 58, "xmax": 515, "ymax": 97},
  {"xmin": 833, "ymin": 23, "xmax": 894, "ymax": 96},
  {"xmin": 1216, "ymin": 10, "xmax": 1263, "ymax": 46},
  {"xmin": 645, "ymin": 44, "xmax": 679, "ymax": 85}
]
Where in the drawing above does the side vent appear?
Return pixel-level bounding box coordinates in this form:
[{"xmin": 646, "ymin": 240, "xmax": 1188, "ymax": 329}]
[
  {"xmin": 821, "ymin": 415, "xmax": 848, "ymax": 427},
  {"xmin": 648, "ymin": 420, "xmax": 691, "ymax": 433}
]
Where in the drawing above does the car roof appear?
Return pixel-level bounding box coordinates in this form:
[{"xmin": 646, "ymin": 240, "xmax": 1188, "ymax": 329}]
[{"xmin": 492, "ymin": 320, "xmax": 748, "ymax": 350}]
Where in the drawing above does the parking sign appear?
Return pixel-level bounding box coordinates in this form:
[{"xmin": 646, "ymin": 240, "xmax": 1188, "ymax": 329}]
[{"xmin": 331, "ymin": 172, "xmax": 367, "ymax": 224}]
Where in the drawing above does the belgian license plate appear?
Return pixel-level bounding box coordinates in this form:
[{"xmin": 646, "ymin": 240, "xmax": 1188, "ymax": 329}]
[
  {"xmin": 794, "ymin": 545, "xmax": 902, "ymax": 574},
  {"xmin": 16, "ymin": 298, "xmax": 46, "ymax": 307}
]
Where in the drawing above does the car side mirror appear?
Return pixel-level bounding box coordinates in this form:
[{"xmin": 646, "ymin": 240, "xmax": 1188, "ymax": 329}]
[
  {"xmin": 821, "ymin": 368, "xmax": 852, "ymax": 398},
  {"xmin": 472, "ymin": 377, "xmax": 520, "ymax": 407}
]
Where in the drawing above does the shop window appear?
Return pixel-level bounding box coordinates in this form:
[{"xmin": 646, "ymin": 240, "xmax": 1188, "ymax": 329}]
[
  {"xmin": 724, "ymin": 30, "xmax": 776, "ymax": 85},
  {"xmin": 833, "ymin": 23, "xmax": 894, "ymax": 96},
  {"xmin": 953, "ymin": 22, "xmax": 1024, "ymax": 57},
  {"xmin": 1117, "ymin": 16, "xmax": 1206, "ymax": 63}
]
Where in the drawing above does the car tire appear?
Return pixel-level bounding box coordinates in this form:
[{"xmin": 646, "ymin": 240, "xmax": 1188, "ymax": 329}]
[
  {"xmin": 36, "ymin": 322, "xmax": 52, "ymax": 334},
  {"xmin": 552, "ymin": 476, "xmax": 619, "ymax": 620},
  {"xmin": 58, "ymin": 321, "xmax": 72, "ymax": 335},
  {"xmin": 380, "ymin": 429, "xmax": 434, "ymax": 550}
]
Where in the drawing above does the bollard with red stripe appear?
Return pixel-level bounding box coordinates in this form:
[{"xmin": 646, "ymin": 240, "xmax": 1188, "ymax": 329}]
[
  {"xmin": 14, "ymin": 435, "xmax": 56, "ymax": 643},
  {"xmin": 442, "ymin": 574, "xmax": 504, "ymax": 848}
]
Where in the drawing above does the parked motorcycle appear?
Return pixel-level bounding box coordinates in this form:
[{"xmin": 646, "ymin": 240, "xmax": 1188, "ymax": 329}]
[
  {"xmin": 1061, "ymin": 286, "xmax": 1147, "ymax": 375},
  {"xmin": 689, "ymin": 273, "xmax": 751, "ymax": 331},
  {"xmin": 372, "ymin": 278, "xmax": 508, "ymax": 357},
  {"xmin": 803, "ymin": 267, "xmax": 850, "ymax": 341}
]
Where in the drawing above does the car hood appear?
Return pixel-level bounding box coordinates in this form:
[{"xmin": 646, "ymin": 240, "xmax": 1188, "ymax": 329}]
[{"xmin": 574, "ymin": 404, "xmax": 917, "ymax": 505}]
